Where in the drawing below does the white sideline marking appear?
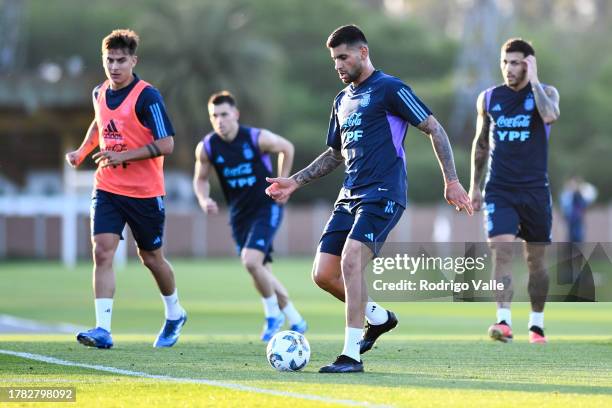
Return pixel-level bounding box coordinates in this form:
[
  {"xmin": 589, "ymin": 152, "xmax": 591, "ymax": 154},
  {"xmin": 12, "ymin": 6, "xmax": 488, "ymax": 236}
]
[
  {"xmin": 0, "ymin": 349, "xmax": 388, "ymax": 407},
  {"xmin": 0, "ymin": 315, "xmax": 86, "ymax": 334}
]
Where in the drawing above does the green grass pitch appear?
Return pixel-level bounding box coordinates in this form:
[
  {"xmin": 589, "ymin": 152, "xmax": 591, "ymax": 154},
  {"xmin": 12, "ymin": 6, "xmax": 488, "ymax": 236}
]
[{"xmin": 0, "ymin": 258, "xmax": 610, "ymax": 407}]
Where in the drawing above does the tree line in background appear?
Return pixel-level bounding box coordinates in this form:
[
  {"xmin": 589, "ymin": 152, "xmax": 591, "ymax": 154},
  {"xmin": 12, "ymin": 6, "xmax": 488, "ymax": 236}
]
[{"xmin": 17, "ymin": 0, "xmax": 612, "ymax": 203}]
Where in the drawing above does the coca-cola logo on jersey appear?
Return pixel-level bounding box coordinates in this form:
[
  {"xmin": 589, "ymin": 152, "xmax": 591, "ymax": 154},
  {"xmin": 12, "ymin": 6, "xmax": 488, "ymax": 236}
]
[{"xmin": 496, "ymin": 114, "xmax": 531, "ymax": 128}]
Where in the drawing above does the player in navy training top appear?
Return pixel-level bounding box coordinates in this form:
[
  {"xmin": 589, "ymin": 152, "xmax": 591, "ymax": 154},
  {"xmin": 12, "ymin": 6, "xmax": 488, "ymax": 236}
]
[
  {"xmin": 469, "ymin": 38, "xmax": 560, "ymax": 344},
  {"xmin": 266, "ymin": 25, "xmax": 472, "ymax": 373},
  {"xmin": 193, "ymin": 91, "xmax": 307, "ymax": 342}
]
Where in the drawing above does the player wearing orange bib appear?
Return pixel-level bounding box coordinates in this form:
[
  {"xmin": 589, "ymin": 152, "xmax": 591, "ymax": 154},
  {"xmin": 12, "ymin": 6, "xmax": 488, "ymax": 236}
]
[{"xmin": 66, "ymin": 29, "xmax": 186, "ymax": 349}]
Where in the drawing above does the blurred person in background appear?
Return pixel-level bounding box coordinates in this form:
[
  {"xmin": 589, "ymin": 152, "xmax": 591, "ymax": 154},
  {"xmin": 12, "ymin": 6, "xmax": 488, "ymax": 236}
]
[
  {"xmin": 560, "ymin": 176, "xmax": 597, "ymax": 242},
  {"xmin": 469, "ymin": 38, "xmax": 560, "ymax": 345},
  {"xmin": 193, "ymin": 91, "xmax": 307, "ymax": 342}
]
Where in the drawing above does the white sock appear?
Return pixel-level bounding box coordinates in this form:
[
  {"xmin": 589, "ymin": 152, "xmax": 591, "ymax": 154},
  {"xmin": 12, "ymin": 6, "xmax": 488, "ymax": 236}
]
[
  {"xmin": 496, "ymin": 308, "xmax": 512, "ymax": 326},
  {"xmin": 282, "ymin": 302, "xmax": 303, "ymax": 325},
  {"xmin": 528, "ymin": 312, "xmax": 544, "ymax": 329},
  {"xmin": 95, "ymin": 298, "xmax": 113, "ymax": 332},
  {"xmin": 365, "ymin": 301, "xmax": 388, "ymax": 325},
  {"xmin": 262, "ymin": 295, "xmax": 281, "ymax": 318},
  {"xmin": 162, "ymin": 289, "xmax": 184, "ymax": 320},
  {"xmin": 341, "ymin": 327, "xmax": 363, "ymax": 361}
]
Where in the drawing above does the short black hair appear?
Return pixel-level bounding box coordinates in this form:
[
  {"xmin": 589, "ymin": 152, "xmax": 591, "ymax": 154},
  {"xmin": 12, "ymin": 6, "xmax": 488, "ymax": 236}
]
[
  {"xmin": 208, "ymin": 91, "xmax": 237, "ymax": 107},
  {"xmin": 502, "ymin": 38, "xmax": 535, "ymax": 57},
  {"xmin": 326, "ymin": 24, "xmax": 368, "ymax": 48},
  {"xmin": 102, "ymin": 29, "xmax": 139, "ymax": 55}
]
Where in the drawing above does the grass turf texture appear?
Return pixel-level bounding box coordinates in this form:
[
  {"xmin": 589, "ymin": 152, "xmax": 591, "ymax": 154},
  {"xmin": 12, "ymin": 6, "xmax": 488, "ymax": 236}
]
[{"xmin": 1, "ymin": 259, "xmax": 611, "ymax": 407}]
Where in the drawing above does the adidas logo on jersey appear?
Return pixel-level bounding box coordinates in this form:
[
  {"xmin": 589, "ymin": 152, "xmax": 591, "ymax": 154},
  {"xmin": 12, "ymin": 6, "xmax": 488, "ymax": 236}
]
[
  {"xmin": 103, "ymin": 120, "xmax": 122, "ymax": 139},
  {"xmin": 256, "ymin": 239, "xmax": 265, "ymax": 247},
  {"xmin": 216, "ymin": 155, "xmax": 225, "ymax": 164},
  {"xmin": 364, "ymin": 233, "xmax": 374, "ymax": 241},
  {"xmin": 491, "ymin": 104, "xmax": 502, "ymax": 112}
]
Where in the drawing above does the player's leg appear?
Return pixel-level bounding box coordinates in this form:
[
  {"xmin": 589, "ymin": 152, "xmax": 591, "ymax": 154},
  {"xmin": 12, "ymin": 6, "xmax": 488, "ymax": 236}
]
[
  {"xmin": 319, "ymin": 238, "xmax": 369, "ymax": 374},
  {"xmin": 266, "ymin": 266, "xmax": 289, "ymax": 308},
  {"xmin": 315, "ymin": 209, "xmax": 392, "ymax": 334},
  {"xmin": 266, "ymin": 264, "xmax": 308, "ymax": 333},
  {"xmin": 487, "ymin": 234, "xmax": 516, "ymax": 342},
  {"xmin": 126, "ymin": 195, "xmax": 186, "ymax": 347},
  {"xmin": 484, "ymin": 190, "xmax": 520, "ymax": 342},
  {"xmin": 77, "ymin": 190, "xmax": 123, "ymax": 349},
  {"xmin": 524, "ymin": 243, "xmax": 549, "ymax": 343},
  {"xmin": 320, "ymin": 201, "xmax": 403, "ymax": 373},
  {"xmin": 241, "ymin": 248, "xmax": 276, "ymax": 297},
  {"xmin": 518, "ymin": 188, "xmax": 552, "ymax": 343},
  {"xmin": 138, "ymin": 246, "xmax": 187, "ymax": 347},
  {"xmin": 241, "ymin": 248, "xmax": 285, "ymax": 341},
  {"xmin": 312, "ymin": 251, "xmax": 344, "ymax": 300},
  {"xmin": 93, "ymin": 233, "xmax": 120, "ymax": 299}
]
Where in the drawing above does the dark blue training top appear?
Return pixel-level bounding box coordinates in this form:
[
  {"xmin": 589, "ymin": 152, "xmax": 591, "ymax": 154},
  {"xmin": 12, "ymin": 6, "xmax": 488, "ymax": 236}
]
[
  {"xmin": 327, "ymin": 70, "xmax": 432, "ymax": 208},
  {"xmin": 203, "ymin": 126, "xmax": 275, "ymax": 224},
  {"xmin": 484, "ymin": 82, "xmax": 551, "ymax": 189},
  {"xmin": 93, "ymin": 74, "xmax": 174, "ymax": 139}
]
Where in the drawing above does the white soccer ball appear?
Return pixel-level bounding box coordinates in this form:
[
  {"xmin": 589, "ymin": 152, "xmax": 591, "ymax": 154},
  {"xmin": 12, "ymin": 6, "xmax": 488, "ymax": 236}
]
[{"xmin": 266, "ymin": 330, "xmax": 310, "ymax": 372}]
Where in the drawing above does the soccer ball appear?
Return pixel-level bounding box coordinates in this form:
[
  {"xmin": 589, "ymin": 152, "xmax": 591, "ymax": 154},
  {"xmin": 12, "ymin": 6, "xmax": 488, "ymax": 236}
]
[{"xmin": 266, "ymin": 330, "xmax": 310, "ymax": 371}]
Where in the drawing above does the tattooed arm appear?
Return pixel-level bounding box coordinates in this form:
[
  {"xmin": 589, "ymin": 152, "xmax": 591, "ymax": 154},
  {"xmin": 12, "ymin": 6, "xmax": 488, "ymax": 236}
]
[
  {"xmin": 469, "ymin": 91, "xmax": 491, "ymax": 211},
  {"xmin": 523, "ymin": 55, "xmax": 560, "ymax": 124},
  {"xmin": 265, "ymin": 147, "xmax": 344, "ymax": 202},
  {"xmin": 292, "ymin": 147, "xmax": 344, "ymax": 186},
  {"xmin": 417, "ymin": 115, "xmax": 473, "ymax": 214},
  {"xmin": 532, "ymin": 83, "xmax": 560, "ymax": 124},
  {"xmin": 417, "ymin": 115, "xmax": 458, "ymax": 184}
]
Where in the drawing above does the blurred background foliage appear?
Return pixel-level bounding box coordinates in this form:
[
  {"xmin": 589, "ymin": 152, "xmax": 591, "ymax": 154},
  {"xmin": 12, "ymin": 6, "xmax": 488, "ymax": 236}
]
[{"xmin": 2, "ymin": 0, "xmax": 611, "ymax": 203}]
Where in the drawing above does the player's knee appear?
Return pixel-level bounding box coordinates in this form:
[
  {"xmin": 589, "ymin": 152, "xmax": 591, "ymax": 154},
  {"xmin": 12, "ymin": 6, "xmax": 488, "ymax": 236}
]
[
  {"xmin": 340, "ymin": 244, "xmax": 361, "ymax": 276},
  {"xmin": 241, "ymin": 253, "xmax": 261, "ymax": 273},
  {"xmin": 138, "ymin": 249, "xmax": 163, "ymax": 270},
  {"xmin": 340, "ymin": 255, "xmax": 360, "ymax": 278},
  {"xmin": 312, "ymin": 267, "xmax": 332, "ymax": 290},
  {"xmin": 92, "ymin": 244, "xmax": 114, "ymax": 267},
  {"xmin": 492, "ymin": 246, "xmax": 513, "ymax": 265},
  {"xmin": 526, "ymin": 252, "xmax": 546, "ymax": 274}
]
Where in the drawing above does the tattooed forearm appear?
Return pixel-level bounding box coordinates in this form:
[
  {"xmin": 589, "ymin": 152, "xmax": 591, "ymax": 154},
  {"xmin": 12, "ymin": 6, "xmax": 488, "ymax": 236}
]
[
  {"xmin": 291, "ymin": 147, "xmax": 343, "ymax": 186},
  {"xmin": 532, "ymin": 83, "xmax": 560, "ymax": 123},
  {"xmin": 470, "ymin": 113, "xmax": 490, "ymax": 188},
  {"xmin": 419, "ymin": 116, "xmax": 458, "ymax": 183}
]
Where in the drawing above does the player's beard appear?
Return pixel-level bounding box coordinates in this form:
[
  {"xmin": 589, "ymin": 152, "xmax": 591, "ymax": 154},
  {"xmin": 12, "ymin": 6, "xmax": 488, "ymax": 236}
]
[
  {"xmin": 343, "ymin": 65, "xmax": 362, "ymax": 84},
  {"xmin": 506, "ymin": 71, "xmax": 525, "ymax": 87}
]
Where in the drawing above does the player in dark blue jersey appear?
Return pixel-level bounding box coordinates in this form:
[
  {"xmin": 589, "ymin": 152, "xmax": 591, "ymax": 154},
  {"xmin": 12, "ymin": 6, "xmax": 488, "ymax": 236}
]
[
  {"xmin": 267, "ymin": 25, "xmax": 472, "ymax": 373},
  {"xmin": 469, "ymin": 38, "xmax": 560, "ymax": 344},
  {"xmin": 193, "ymin": 91, "xmax": 307, "ymax": 342}
]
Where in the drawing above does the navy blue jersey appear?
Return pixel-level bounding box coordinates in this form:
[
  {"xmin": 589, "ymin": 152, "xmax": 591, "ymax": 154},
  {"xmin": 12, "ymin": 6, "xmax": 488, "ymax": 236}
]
[
  {"xmin": 327, "ymin": 70, "xmax": 432, "ymax": 207},
  {"xmin": 203, "ymin": 126, "xmax": 275, "ymax": 223},
  {"xmin": 484, "ymin": 83, "xmax": 551, "ymax": 189},
  {"xmin": 93, "ymin": 74, "xmax": 174, "ymax": 139}
]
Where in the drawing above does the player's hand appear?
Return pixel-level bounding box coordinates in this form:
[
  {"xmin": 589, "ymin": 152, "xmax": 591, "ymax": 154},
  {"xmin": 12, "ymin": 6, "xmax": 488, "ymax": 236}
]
[
  {"xmin": 523, "ymin": 55, "xmax": 539, "ymax": 84},
  {"xmin": 92, "ymin": 150, "xmax": 125, "ymax": 168},
  {"xmin": 65, "ymin": 150, "xmax": 83, "ymax": 168},
  {"xmin": 200, "ymin": 198, "xmax": 219, "ymax": 214},
  {"xmin": 469, "ymin": 187, "xmax": 484, "ymax": 212},
  {"xmin": 445, "ymin": 180, "xmax": 473, "ymax": 215},
  {"xmin": 265, "ymin": 177, "xmax": 299, "ymax": 203}
]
